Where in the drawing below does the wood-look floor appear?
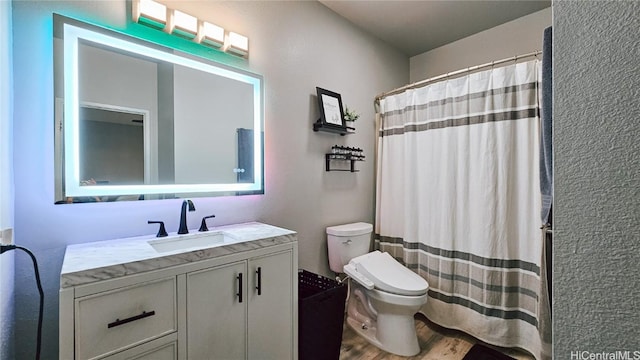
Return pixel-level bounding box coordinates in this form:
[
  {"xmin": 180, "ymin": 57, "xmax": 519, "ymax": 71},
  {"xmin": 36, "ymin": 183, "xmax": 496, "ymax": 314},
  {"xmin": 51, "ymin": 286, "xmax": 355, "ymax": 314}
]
[{"xmin": 339, "ymin": 313, "xmax": 535, "ymax": 360}]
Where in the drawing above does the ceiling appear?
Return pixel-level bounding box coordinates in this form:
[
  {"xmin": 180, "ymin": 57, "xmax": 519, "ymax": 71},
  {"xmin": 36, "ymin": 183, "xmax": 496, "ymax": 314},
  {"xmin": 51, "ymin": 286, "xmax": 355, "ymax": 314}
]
[{"xmin": 319, "ymin": 0, "xmax": 551, "ymax": 57}]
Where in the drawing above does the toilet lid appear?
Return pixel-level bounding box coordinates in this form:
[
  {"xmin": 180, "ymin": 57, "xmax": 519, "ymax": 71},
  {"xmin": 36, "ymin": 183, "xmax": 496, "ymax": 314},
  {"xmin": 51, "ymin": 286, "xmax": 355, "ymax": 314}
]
[{"xmin": 351, "ymin": 251, "xmax": 428, "ymax": 296}]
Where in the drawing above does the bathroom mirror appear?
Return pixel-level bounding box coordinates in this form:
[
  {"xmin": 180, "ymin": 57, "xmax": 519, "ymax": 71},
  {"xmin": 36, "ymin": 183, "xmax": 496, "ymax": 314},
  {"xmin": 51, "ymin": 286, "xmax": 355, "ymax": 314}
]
[{"xmin": 53, "ymin": 15, "xmax": 264, "ymax": 203}]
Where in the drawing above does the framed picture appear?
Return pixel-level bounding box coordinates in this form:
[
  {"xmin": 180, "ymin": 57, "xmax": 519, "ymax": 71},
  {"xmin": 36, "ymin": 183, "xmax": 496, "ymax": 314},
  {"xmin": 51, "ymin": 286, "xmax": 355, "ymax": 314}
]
[{"xmin": 316, "ymin": 87, "xmax": 345, "ymax": 128}]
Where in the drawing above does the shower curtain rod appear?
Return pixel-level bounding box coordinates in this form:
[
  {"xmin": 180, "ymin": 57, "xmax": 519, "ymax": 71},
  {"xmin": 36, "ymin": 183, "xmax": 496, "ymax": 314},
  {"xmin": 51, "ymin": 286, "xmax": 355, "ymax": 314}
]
[{"xmin": 375, "ymin": 50, "xmax": 541, "ymax": 102}]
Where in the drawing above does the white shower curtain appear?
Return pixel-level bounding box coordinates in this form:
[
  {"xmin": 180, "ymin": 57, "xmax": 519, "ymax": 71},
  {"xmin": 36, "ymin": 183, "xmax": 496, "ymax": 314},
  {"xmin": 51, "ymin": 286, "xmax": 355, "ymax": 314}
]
[{"xmin": 375, "ymin": 61, "xmax": 550, "ymax": 359}]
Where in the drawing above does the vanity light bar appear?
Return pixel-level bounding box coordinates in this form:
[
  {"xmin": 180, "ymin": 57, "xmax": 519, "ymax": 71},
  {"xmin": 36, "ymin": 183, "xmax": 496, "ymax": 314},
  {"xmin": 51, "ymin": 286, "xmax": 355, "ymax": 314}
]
[
  {"xmin": 201, "ymin": 21, "xmax": 225, "ymax": 48},
  {"xmin": 225, "ymin": 32, "xmax": 249, "ymax": 58},
  {"xmin": 133, "ymin": 0, "xmax": 167, "ymax": 29},
  {"xmin": 132, "ymin": 0, "xmax": 249, "ymax": 58},
  {"xmin": 172, "ymin": 10, "xmax": 198, "ymax": 39}
]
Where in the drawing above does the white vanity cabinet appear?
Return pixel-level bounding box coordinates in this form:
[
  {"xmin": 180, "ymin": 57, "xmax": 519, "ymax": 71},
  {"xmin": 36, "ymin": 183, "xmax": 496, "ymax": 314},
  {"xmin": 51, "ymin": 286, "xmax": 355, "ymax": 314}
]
[
  {"xmin": 186, "ymin": 250, "xmax": 294, "ymax": 360},
  {"xmin": 60, "ymin": 222, "xmax": 298, "ymax": 360}
]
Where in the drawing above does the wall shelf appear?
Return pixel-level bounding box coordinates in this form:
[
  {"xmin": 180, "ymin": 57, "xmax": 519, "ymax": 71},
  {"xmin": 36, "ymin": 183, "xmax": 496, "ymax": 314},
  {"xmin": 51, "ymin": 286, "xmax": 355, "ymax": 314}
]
[{"xmin": 313, "ymin": 120, "xmax": 355, "ymax": 136}]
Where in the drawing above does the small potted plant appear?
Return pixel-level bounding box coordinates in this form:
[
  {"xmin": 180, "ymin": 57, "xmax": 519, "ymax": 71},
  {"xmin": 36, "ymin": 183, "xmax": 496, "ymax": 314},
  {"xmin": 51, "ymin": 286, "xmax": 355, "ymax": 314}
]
[{"xmin": 343, "ymin": 106, "xmax": 360, "ymax": 122}]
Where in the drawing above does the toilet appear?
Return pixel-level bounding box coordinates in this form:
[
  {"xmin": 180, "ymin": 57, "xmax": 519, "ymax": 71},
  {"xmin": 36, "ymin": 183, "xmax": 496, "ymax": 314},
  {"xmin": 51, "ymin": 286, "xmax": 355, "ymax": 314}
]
[{"xmin": 327, "ymin": 222, "xmax": 429, "ymax": 357}]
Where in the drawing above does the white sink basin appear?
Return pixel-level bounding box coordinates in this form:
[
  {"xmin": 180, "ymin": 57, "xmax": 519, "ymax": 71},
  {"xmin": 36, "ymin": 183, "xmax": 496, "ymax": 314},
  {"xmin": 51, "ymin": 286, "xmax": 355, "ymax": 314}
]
[{"xmin": 148, "ymin": 231, "xmax": 234, "ymax": 253}]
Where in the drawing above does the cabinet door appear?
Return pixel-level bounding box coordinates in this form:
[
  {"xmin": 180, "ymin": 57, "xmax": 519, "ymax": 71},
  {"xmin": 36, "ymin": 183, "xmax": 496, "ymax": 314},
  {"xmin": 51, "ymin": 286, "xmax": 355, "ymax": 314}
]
[
  {"xmin": 248, "ymin": 251, "xmax": 293, "ymax": 360},
  {"xmin": 187, "ymin": 261, "xmax": 247, "ymax": 360}
]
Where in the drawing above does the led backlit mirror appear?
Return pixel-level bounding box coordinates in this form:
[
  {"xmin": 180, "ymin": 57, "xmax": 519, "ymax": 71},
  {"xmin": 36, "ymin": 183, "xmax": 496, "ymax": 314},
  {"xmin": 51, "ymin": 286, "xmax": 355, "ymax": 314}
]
[{"xmin": 53, "ymin": 15, "xmax": 264, "ymax": 203}]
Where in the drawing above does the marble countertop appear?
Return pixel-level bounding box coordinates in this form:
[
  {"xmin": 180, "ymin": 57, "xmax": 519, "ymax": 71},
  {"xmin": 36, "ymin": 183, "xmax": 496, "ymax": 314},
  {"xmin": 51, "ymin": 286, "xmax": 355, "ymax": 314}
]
[{"xmin": 60, "ymin": 222, "xmax": 297, "ymax": 288}]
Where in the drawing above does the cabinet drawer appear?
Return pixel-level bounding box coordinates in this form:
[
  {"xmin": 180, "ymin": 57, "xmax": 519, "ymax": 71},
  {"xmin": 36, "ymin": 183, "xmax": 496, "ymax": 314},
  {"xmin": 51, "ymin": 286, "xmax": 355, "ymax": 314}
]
[
  {"xmin": 102, "ymin": 334, "xmax": 177, "ymax": 360},
  {"xmin": 75, "ymin": 277, "xmax": 177, "ymax": 359}
]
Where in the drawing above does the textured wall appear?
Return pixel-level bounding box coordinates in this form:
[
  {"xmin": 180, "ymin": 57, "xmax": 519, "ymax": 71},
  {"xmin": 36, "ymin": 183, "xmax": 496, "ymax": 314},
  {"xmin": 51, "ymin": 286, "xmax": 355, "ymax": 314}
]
[
  {"xmin": 11, "ymin": 1, "xmax": 408, "ymax": 358},
  {"xmin": 554, "ymin": 1, "xmax": 640, "ymax": 356}
]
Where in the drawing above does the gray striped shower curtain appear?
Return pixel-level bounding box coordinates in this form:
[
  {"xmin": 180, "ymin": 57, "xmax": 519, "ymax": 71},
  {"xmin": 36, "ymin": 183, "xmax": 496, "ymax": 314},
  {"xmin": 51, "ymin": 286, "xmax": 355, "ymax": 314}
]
[{"xmin": 375, "ymin": 61, "xmax": 551, "ymax": 360}]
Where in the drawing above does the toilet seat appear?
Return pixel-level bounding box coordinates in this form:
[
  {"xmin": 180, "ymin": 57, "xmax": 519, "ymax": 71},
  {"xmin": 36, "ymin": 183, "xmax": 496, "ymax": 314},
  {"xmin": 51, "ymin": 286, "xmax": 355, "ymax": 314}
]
[{"xmin": 349, "ymin": 251, "xmax": 428, "ymax": 296}]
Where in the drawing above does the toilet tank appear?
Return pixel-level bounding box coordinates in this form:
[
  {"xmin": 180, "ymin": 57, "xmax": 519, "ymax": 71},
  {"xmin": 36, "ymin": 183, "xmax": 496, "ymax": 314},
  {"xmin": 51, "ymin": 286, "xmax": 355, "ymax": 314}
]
[{"xmin": 327, "ymin": 222, "xmax": 373, "ymax": 273}]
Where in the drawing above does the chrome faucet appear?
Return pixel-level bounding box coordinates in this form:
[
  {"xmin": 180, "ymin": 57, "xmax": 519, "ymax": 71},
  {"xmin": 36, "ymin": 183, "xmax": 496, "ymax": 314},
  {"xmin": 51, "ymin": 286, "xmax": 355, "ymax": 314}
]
[{"xmin": 178, "ymin": 200, "xmax": 195, "ymax": 234}]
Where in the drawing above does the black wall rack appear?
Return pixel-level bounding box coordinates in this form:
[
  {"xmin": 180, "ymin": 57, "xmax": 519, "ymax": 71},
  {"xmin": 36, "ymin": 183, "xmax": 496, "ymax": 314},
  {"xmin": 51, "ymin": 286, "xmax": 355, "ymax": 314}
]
[
  {"xmin": 325, "ymin": 154, "xmax": 365, "ymax": 172},
  {"xmin": 325, "ymin": 146, "xmax": 365, "ymax": 172}
]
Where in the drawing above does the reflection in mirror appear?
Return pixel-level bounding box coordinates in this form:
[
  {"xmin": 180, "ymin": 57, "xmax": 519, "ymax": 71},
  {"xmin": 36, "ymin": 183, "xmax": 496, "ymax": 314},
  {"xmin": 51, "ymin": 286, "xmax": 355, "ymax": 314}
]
[{"xmin": 53, "ymin": 15, "xmax": 263, "ymax": 203}]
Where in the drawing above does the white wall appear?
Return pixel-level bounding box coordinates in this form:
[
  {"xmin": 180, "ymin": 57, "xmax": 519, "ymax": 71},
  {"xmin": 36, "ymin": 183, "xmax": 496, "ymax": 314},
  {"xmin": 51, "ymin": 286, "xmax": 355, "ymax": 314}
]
[
  {"xmin": 0, "ymin": 0, "xmax": 14, "ymax": 358},
  {"xmin": 553, "ymin": 1, "xmax": 640, "ymax": 356},
  {"xmin": 10, "ymin": 1, "xmax": 408, "ymax": 358},
  {"xmin": 410, "ymin": 7, "xmax": 551, "ymax": 82}
]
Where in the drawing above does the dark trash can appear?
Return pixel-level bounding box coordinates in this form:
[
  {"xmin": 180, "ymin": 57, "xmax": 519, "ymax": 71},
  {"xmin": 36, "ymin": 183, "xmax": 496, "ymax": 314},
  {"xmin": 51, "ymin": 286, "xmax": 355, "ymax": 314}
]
[{"xmin": 298, "ymin": 269, "xmax": 348, "ymax": 360}]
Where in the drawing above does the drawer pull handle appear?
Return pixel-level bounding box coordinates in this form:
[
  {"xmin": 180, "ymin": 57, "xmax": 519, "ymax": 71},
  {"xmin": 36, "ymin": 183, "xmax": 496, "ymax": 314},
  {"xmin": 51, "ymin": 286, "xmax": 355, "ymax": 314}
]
[
  {"xmin": 237, "ymin": 273, "xmax": 243, "ymax": 303},
  {"xmin": 107, "ymin": 310, "xmax": 156, "ymax": 329},
  {"xmin": 256, "ymin": 267, "xmax": 262, "ymax": 296}
]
